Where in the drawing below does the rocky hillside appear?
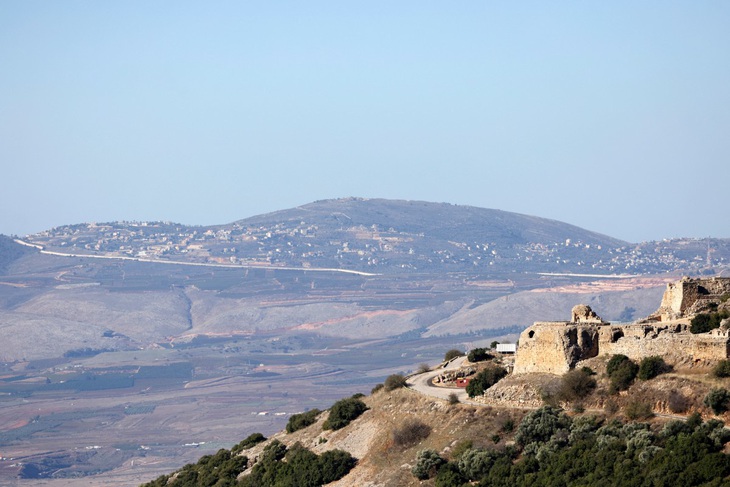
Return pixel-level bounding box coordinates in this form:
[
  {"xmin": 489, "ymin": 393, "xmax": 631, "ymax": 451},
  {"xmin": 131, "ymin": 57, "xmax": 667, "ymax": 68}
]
[
  {"xmin": 21, "ymin": 198, "xmax": 730, "ymax": 276},
  {"xmin": 144, "ymin": 357, "xmax": 730, "ymax": 487},
  {"xmin": 141, "ymin": 281, "xmax": 730, "ymax": 486}
]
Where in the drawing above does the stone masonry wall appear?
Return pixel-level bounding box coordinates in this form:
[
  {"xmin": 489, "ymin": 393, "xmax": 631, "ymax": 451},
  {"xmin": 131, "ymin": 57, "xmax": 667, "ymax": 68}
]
[
  {"xmin": 514, "ymin": 321, "xmax": 730, "ymax": 375},
  {"xmin": 513, "ymin": 278, "xmax": 730, "ymax": 375},
  {"xmin": 598, "ymin": 324, "xmax": 729, "ymax": 363},
  {"xmin": 656, "ymin": 277, "xmax": 730, "ymax": 321},
  {"xmin": 513, "ymin": 323, "xmax": 600, "ymax": 374}
]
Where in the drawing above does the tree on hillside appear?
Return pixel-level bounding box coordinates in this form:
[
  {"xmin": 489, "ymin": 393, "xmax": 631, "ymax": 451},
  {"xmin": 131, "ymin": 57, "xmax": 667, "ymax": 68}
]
[
  {"xmin": 705, "ymin": 388, "xmax": 730, "ymax": 414},
  {"xmin": 286, "ymin": 409, "xmax": 322, "ymax": 433},
  {"xmin": 444, "ymin": 349, "xmax": 465, "ymax": 362},
  {"xmin": 466, "ymin": 366, "xmax": 507, "ymax": 397},
  {"xmin": 467, "ymin": 348, "xmax": 492, "ymax": 363},
  {"xmin": 384, "ymin": 374, "xmax": 408, "ymax": 391},
  {"xmin": 557, "ymin": 369, "xmax": 596, "ymax": 402},
  {"xmin": 691, "ymin": 310, "xmax": 730, "ymax": 334},
  {"xmin": 638, "ymin": 356, "xmax": 669, "ymax": 381},
  {"xmin": 606, "ymin": 354, "xmax": 638, "ymax": 393},
  {"xmin": 323, "ymin": 397, "xmax": 368, "ymax": 430}
]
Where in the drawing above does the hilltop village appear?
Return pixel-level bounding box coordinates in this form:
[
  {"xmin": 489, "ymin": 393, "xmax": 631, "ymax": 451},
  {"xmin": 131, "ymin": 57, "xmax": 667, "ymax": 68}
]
[{"xmin": 22, "ymin": 216, "xmax": 727, "ymax": 275}]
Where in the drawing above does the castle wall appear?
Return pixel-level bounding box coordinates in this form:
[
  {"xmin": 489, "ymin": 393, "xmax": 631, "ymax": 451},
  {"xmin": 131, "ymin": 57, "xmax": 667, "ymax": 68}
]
[
  {"xmin": 513, "ymin": 322, "xmax": 599, "ymax": 374},
  {"xmin": 513, "ymin": 278, "xmax": 730, "ymax": 376},
  {"xmin": 514, "ymin": 321, "xmax": 730, "ymax": 375},
  {"xmin": 656, "ymin": 277, "xmax": 730, "ymax": 321},
  {"xmin": 658, "ymin": 280, "xmax": 690, "ymax": 318},
  {"xmin": 598, "ymin": 324, "xmax": 728, "ymax": 362}
]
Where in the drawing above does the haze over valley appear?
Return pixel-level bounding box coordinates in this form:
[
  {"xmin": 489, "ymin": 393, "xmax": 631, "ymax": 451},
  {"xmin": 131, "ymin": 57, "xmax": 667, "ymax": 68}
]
[{"xmin": 0, "ymin": 199, "xmax": 728, "ymax": 484}]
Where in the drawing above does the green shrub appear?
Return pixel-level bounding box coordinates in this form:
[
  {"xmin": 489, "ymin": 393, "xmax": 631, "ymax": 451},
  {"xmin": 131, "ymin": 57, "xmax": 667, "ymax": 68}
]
[
  {"xmin": 500, "ymin": 418, "xmax": 515, "ymax": 433},
  {"xmin": 624, "ymin": 399, "xmax": 654, "ymax": 420},
  {"xmin": 286, "ymin": 409, "xmax": 321, "ymax": 433},
  {"xmin": 144, "ymin": 448, "xmax": 249, "ymax": 487},
  {"xmin": 638, "ymin": 356, "xmax": 669, "ymax": 381},
  {"xmin": 318, "ymin": 449, "xmax": 358, "ymax": 484},
  {"xmin": 704, "ymin": 388, "xmax": 730, "ymax": 414},
  {"xmin": 458, "ymin": 448, "xmax": 502, "ymax": 480},
  {"xmin": 691, "ymin": 310, "xmax": 730, "ymax": 334},
  {"xmin": 450, "ymin": 439, "xmax": 473, "ymax": 459},
  {"xmin": 465, "ymin": 365, "xmax": 508, "ymax": 397},
  {"xmin": 412, "ymin": 449, "xmax": 447, "ymax": 480},
  {"xmin": 262, "ymin": 439, "xmax": 288, "ymax": 462},
  {"xmin": 568, "ymin": 415, "xmax": 602, "ymax": 443},
  {"xmin": 371, "ymin": 383, "xmax": 384, "ymax": 394},
  {"xmin": 606, "ymin": 354, "xmax": 630, "ymax": 376},
  {"xmin": 447, "ymin": 392, "xmax": 460, "ymax": 405},
  {"xmin": 444, "ymin": 349, "xmax": 465, "ymax": 362},
  {"xmin": 714, "ymin": 360, "xmax": 730, "ymax": 378},
  {"xmin": 606, "ymin": 355, "xmax": 639, "ymax": 392},
  {"xmin": 557, "ymin": 369, "xmax": 597, "ymax": 402},
  {"xmin": 611, "ymin": 362, "xmax": 639, "ymax": 392},
  {"xmin": 392, "ymin": 418, "xmax": 431, "ymax": 448},
  {"xmin": 467, "ymin": 347, "xmax": 493, "ymax": 363},
  {"xmin": 231, "ymin": 432, "xmax": 266, "ymax": 453},
  {"xmin": 440, "ymin": 413, "xmax": 730, "ymax": 486},
  {"xmin": 323, "ymin": 397, "xmax": 368, "ymax": 430},
  {"xmin": 687, "ymin": 411, "xmax": 703, "ymax": 429},
  {"xmin": 434, "ymin": 462, "xmax": 467, "ymax": 487},
  {"xmin": 283, "ymin": 442, "xmax": 320, "ymax": 482},
  {"xmin": 238, "ymin": 440, "xmax": 356, "ymax": 487},
  {"xmin": 384, "ymin": 374, "xmax": 408, "ymax": 391},
  {"xmin": 490, "ymin": 340, "xmax": 500, "ymax": 349},
  {"xmin": 692, "ymin": 313, "xmax": 713, "ymax": 333},
  {"xmin": 515, "ymin": 405, "xmax": 571, "ymax": 447}
]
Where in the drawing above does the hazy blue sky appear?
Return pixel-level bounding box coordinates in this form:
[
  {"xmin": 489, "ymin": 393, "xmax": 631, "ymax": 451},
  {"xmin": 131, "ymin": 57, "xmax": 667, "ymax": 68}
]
[{"xmin": 1, "ymin": 2, "xmax": 728, "ymax": 242}]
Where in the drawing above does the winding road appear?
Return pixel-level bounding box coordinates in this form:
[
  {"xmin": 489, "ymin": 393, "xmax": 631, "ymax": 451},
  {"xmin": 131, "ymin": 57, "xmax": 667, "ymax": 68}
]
[
  {"xmin": 407, "ymin": 358, "xmax": 691, "ymax": 421},
  {"xmin": 407, "ymin": 356, "xmax": 476, "ymax": 404}
]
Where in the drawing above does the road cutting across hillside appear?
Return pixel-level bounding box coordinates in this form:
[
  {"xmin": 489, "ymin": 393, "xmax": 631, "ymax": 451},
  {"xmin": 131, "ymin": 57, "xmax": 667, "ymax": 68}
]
[{"xmin": 407, "ymin": 356, "xmax": 474, "ymax": 404}]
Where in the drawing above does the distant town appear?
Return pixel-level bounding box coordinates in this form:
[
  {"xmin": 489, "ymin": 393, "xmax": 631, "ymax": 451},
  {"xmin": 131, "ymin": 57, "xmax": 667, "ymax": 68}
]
[{"xmin": 24, "ymin": 218, "xmax": 729, "ymax": 276}]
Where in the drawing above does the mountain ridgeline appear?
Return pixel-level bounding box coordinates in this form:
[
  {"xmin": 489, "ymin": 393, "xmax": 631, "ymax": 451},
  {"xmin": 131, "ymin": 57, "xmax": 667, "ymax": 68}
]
[
  {"xmin": 21, "ymin": 198, "xmax": 730, "ymax": 276},
  {"xmin": 0, "ymin": 235, "xmax": 33, "ymax": 274}
]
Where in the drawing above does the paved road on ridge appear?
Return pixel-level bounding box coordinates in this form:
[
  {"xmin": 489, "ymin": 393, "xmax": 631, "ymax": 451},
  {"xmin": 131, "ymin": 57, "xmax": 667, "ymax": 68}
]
[{"xmin": 407, "ymin": 356, "xmax": 474, "ymax": 403}]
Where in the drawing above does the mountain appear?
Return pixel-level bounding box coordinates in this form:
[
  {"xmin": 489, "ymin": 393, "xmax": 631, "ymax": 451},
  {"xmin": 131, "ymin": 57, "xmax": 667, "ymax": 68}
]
[
  {"xmin": 2, "ymin": 199, "xmax": 729, "ymax": 485},
  {"xmin": 233, "ymin": 198, "xmax": 628, "ymax": 247},
  {"xmin": 21, "ymin": 198, "xmax": 730, "ymax": 276},
  {"xmin": 0, "ymin": 235, "xmax": 33, "ymax": 274}
]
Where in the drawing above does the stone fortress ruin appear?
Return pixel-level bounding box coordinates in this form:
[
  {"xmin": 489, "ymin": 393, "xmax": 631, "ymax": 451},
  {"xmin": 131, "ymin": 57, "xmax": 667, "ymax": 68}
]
[{"xmin": 513, "ymin": 277, "xmax": 730, "ymax": 375}]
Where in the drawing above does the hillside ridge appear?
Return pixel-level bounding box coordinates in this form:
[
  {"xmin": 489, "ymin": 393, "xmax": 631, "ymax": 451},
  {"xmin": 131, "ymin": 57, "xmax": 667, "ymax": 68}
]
[{"xmin": 18, "ymin": 198, "xmax": 730, "ymax": 276}]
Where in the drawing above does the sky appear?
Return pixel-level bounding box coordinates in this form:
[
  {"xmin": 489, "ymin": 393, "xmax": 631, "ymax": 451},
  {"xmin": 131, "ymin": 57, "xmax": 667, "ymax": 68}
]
[{"xmin": 1, "ymin": 2, "xmax": 729, "ymax": 243}]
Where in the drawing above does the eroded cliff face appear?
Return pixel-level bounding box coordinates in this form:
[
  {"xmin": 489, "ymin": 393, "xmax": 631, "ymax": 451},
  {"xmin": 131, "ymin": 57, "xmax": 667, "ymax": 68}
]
[{"xmin": 513, "ymin": 278, "xmax": 730, "ymax": 375}]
